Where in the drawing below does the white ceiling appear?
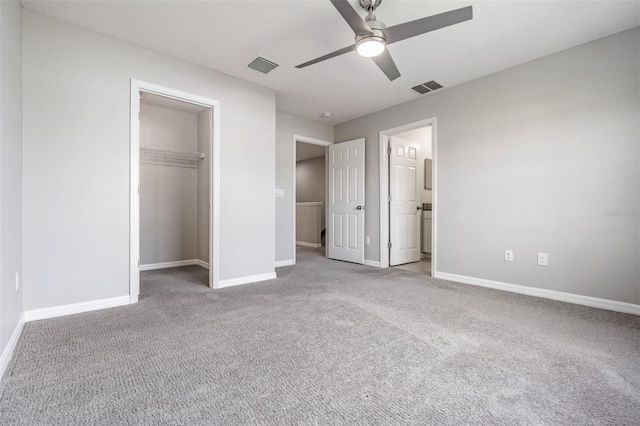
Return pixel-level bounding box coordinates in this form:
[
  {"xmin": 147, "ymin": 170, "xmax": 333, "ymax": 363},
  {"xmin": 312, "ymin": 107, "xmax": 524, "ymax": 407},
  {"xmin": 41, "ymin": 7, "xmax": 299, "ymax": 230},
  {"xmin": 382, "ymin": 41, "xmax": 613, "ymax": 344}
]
[{"xmin": 22, "ymin": 1, "xmax": 639, "ymax": 125}]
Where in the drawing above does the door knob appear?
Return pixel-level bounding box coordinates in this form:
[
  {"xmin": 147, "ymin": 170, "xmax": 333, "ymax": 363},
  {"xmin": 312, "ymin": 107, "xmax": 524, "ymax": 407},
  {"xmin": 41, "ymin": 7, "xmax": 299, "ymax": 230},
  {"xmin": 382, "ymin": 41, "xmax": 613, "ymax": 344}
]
[
  {"xmin": 417, "ymin": 206, "xmax": 423, "ymax": 210},
  {"xmin": 356, "ymin": 205, "xmax": 364, "ymax": 210}
]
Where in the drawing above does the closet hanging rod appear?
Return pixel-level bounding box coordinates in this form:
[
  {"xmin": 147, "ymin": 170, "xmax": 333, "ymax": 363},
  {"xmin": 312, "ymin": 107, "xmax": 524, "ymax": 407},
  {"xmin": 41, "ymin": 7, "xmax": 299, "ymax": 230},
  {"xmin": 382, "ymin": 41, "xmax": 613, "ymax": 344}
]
[{"xmin": 140, "ymin": 146, "xmax": 205, "ymax": 168}]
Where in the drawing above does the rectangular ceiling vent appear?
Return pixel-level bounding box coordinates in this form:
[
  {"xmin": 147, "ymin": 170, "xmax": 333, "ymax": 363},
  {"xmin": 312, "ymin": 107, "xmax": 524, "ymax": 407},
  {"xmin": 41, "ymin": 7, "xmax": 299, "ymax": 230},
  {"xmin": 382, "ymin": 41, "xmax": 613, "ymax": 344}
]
[
  {"xmin": 248, "ymin": 57, "xmax": 279, "ymax": 74},
  {"xmin": 410, "ymin": 80, "xmax": 444, "ymax": 95}
]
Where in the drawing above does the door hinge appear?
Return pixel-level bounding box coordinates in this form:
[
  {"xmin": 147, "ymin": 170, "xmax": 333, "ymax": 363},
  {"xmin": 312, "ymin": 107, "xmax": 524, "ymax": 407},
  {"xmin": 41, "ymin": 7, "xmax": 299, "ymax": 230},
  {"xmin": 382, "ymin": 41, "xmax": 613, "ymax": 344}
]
[
  {"xmin": 138, "ymin": 259, "xmax": 140, "ymax": 267},
  {"xmin": 387, "ymin": 194, "xmax": 391, "ymax": 202},
  {"xmin": 138, "ymin": 111, "xmax": 140, "ymax": 120},
  {"xmin": 138, "ymin": 185, "xmax": 140, "ymax": 195},
  {"xmin": 387, "ymin": 146, "xmax": 392, "ymax": 154},
  {"xmin": 387, "ymin": 242, "xmax": 392, "ymax": 249}
]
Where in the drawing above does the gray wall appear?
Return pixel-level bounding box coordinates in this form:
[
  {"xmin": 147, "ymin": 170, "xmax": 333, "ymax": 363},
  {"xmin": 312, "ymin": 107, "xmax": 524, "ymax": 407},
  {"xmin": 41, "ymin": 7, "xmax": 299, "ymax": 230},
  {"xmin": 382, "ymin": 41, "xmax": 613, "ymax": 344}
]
[
  {"xmin": 0, "ymin": 0, "xmax": 23, "ymax": 356},
  {"xmin": 335, "ymin": 28, "xmax": 639, "ymax": 305},
  {"xmin": 275, "ymin": 111, "xmax": 333, "ymax": 263},
  {"xmin": 23, "ymin": 11, "xmax": 276, "ymax": 310},
  {"xmin": 139, "ymin": 103, "xmax": 198, "ymax": 265},
  {"xmin": 296, "ymin": 156, "xmax": 325, "ymax": 203},
  {"xmin": 197, "ymin": 109, "xmax": 210, "ymax": 264}
]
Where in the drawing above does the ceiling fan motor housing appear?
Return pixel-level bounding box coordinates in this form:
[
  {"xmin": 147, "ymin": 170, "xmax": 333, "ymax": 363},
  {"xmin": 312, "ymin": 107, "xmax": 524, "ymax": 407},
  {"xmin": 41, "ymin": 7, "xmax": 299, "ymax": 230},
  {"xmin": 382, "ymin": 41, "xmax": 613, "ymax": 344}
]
[
  {"xmin": 355, "ymin": 19, "xmax": 386, "ymax": 56},
  {"xmin": 356, "ymin": 26, "xmax": 386, "ymax": 43},
  {"xmin": 357, "ymin": 17, "xmax": 386, "ymax": 42},
  {"xmin": 356, "ymin": 16, "xmax": 387, "ymax": 57}
]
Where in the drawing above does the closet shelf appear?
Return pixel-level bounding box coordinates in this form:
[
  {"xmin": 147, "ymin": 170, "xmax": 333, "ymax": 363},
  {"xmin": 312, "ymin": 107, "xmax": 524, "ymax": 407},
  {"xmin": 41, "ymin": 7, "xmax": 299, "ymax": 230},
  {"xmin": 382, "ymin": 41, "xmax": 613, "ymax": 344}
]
[{"xmin": 140, "ymin": 147, "xmax": 204, "ymax": 168}]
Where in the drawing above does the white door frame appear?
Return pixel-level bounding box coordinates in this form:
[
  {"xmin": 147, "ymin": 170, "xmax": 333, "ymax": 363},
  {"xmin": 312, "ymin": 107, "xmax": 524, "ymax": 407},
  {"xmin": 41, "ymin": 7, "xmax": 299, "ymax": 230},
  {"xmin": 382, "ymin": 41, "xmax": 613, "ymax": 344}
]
[
  {"xmin": 292, "ymin": 135, "xmax": 333, "ymax": 265},
  {"xmin": 130, "ymin": 79, "xmax": 221, "ymax": 302},
  {"xmin": 379, "ymin": 118, "xmax": 437, "ymax": 271}
]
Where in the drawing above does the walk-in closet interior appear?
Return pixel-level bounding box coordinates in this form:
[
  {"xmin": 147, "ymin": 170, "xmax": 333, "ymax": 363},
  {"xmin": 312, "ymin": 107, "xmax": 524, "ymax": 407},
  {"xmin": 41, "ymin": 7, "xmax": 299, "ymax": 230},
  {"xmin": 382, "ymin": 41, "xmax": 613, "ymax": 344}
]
[{"xmin": 139, "ymin": 93, "xmax": 211, "ymax": 286}]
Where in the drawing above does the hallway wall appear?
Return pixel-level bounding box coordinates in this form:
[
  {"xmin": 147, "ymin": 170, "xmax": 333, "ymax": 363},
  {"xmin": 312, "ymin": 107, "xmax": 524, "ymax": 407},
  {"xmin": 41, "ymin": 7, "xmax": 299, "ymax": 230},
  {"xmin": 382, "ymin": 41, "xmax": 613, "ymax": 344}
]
[{"xmin": 296, "ymin": 156, "xmax": 325, "ymax": 203}]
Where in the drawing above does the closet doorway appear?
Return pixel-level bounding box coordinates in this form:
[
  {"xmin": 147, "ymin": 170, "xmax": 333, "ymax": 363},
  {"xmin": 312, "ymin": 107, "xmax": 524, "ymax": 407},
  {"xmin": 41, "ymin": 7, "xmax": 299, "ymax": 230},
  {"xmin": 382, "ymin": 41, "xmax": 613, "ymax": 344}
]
[{"xmin": 130, "ymin": 80, "xmax": 220, "ymax": 302}]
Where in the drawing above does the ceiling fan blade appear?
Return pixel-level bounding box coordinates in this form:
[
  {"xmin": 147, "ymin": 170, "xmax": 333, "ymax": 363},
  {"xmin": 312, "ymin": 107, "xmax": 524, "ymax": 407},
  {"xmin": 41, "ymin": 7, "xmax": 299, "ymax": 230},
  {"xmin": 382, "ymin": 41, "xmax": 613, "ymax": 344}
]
[
  {"xmin": 384, "ymin": 6, "xmax": 473, "ymax": 45},
  {"xmin": 296, "ymin": 45, "xmax": 356, "ymax": 68},
  {"xmin": 330, "ymin": 0, "xmax": 373, "ymax": 36},
  {"xmin": 371, "ymin": 49, "xmax": 401, "ymax": 81}
]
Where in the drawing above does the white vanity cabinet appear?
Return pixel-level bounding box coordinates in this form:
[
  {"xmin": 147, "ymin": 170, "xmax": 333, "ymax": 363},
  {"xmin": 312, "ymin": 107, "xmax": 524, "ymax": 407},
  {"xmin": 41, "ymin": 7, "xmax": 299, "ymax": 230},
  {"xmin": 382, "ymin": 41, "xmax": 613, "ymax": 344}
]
[{"xmin": 422, "ymin": 210, "xmax": 432, "ymax": 254}]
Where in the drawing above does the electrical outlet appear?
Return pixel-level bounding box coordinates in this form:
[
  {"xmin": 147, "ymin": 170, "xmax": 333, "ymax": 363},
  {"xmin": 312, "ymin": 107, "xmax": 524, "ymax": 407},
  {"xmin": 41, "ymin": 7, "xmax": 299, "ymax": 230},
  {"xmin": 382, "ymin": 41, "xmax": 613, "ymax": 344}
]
[
  {"xmin": 504, "ymin": 250, "xmax": 514, "ymax": 262},
  {"xmin": 15, "ymin": 271, "xmax": 20, "ymax": 291},
  {"xmin": 538, "ymin": 252, "xmax": 549, "ymax": 266},
  {"xmin": 365, "ymin": 236, "xmax": 370, "ymax": 245}
]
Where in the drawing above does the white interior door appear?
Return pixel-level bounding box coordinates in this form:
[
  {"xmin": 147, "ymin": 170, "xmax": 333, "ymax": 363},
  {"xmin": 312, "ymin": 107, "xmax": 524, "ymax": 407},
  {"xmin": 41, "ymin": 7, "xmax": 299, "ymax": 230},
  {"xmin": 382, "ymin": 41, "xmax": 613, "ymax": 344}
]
[
  {"xmin": 328, "ymin": 138, "xmax": 365, "ymax": 264},
  {"xmin": 389, "ymin": 136, "xmax": 421, "ymax": 266}
]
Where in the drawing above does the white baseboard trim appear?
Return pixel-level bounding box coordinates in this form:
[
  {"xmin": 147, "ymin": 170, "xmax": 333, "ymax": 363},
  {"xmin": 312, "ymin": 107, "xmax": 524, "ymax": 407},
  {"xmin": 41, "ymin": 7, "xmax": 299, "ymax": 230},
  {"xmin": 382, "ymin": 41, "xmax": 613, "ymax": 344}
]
[
  {"xmin": 0, "ymin": 314, "xmax": 25, "ymax": 381},
  {"xmin": 296, "ymin": 241, "xmax": 322, "ymax": 248},
  {"xmin": 434, "ymin": 272, "xmax": 640, "ymax": 316},
  {"xmin": 196, "ymin": 259, "xmax": 210, "ymax": 270},
  {"xmin": 364, "ymin": 259, "xmax": 382, "ymax": 268},
  {"xmin": 24, "ymin": 295, "xmax": 131, "ymax": 322},
  {"xmin": 217, "ymin": 272, "xmax": 277, "ymax": 289},
  {"xmin": 140, "ymin": 259, "xmax": 200, "ymax": 271},
  {"xmin": 275, "ymin": 259, "xmax": 295, "ymax": 267}
]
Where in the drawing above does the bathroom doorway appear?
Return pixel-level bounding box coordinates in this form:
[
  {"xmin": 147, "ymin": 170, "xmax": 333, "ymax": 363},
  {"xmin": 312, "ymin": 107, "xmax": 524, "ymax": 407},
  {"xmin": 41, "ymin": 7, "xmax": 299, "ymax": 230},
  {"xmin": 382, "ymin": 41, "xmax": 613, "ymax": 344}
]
[{"xmin": 379, "ymin": 119, "xmax": 436, "ymax": 276}]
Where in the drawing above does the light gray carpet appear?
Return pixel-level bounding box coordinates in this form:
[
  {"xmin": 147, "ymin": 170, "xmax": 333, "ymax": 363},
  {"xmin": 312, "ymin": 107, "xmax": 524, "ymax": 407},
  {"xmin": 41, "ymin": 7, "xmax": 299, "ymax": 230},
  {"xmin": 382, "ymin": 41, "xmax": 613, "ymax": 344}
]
[{"xmin": 1, "ymin": 247, "xmax": 639, "ymax": 425}]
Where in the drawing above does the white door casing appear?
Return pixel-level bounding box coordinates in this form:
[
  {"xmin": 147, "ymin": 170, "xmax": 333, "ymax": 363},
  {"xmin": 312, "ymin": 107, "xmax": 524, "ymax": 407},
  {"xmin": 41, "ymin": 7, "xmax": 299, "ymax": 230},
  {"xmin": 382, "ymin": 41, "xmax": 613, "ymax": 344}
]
[
  {"xmin": 130, "ymin": 79, "xmax": 221, "ymax": 302},
  {"xmin": 389, "ymin": 136, "xmax": 421, "ymax": 266},
  {"xmin": 328, "ymin": 138, "xmax": 365, "ymax": 264}
]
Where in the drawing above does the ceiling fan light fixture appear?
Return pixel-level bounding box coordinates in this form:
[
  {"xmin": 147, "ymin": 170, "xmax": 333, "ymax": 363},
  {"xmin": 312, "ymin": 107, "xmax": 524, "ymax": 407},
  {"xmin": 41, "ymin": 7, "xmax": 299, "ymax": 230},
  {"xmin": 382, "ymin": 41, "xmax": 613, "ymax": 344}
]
[{"xmin": 356, "ymin": 35, "xmax": 386, "ymax": 57}]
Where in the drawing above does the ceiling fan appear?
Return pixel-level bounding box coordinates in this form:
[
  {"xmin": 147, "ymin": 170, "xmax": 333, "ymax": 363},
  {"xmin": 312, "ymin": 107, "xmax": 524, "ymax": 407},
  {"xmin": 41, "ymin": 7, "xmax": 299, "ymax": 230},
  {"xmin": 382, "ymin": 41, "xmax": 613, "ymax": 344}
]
[{"xmin": 296, "ymin": 0, "xmax": 473, "ymax": 81}]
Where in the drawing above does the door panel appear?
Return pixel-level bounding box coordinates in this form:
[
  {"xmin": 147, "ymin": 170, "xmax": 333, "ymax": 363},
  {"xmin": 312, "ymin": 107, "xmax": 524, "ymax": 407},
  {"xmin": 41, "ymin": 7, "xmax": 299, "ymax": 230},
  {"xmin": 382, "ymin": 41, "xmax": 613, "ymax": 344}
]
[
  {"xmin": 332, "ymin": 214, "xmax": 343, "ymax": 248},
  {"xmin": 328, "ymin": 138, "xmax": 365, "ymax": 264},
  {"xmin": 333, "ymin": 168, "xmax": 343, "ymax": 202},
  {"xmin": 390, "ymin": 136, "xmax": 421, "ymax": 266}
]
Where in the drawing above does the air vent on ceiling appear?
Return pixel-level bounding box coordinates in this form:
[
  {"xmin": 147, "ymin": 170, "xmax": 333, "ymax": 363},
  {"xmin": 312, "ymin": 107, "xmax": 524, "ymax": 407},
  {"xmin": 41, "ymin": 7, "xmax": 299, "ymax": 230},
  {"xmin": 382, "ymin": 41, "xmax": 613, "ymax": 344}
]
[
  {"xmin": 248, "ymin": 57, "xmax": 279, "ymax": 74},
  {"xmin": 410, "ymin": 80, "xmax": 444, "ymax": 95}
]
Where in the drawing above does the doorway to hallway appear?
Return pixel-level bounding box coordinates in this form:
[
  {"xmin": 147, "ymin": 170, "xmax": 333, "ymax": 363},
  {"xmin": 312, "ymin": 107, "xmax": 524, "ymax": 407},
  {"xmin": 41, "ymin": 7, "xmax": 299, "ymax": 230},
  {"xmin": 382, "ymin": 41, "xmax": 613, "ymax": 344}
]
[{"xmin": 292, "ymin": 135, "xmax": 331, "ymax": 265}]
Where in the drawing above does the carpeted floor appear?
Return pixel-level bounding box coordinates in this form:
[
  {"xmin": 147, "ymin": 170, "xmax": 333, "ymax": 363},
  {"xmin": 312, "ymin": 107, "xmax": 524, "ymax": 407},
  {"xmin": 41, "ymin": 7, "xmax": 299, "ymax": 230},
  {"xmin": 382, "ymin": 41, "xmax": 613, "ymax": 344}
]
[{"xmin": 1, "ymin": 246, "xmax": 639, "ymax": 425}]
